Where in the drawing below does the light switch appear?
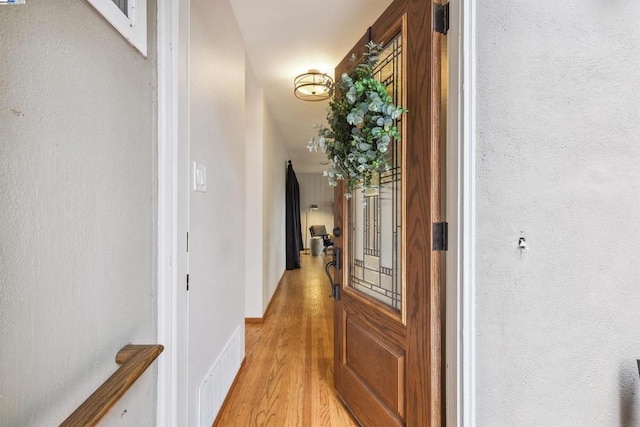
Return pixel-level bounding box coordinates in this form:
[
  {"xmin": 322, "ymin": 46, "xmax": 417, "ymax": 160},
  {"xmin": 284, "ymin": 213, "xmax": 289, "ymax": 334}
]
[{"xmin": 193, "ymin": 161, "xmax": 207, "ymax": 192}]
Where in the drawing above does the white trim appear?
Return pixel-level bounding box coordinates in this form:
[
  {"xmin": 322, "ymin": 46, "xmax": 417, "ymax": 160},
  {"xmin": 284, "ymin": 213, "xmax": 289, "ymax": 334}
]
[
  {"xmin": 157, "ymin": 0, "xmax": 189, "ymax": 425},
  {"xmin": 446, "ymin": 0, "xmax": 476, "ymax": 426},
  {"xmin": 462, "ymin": 0, "xmax": 477, "ymax": 422},
  {"xmin": 156, "ymin": 0, "xmax": 178, "ymax": 423},
  {"xmin": 86, "ymin": 0, "xmax": 147, "ymax": 56}
]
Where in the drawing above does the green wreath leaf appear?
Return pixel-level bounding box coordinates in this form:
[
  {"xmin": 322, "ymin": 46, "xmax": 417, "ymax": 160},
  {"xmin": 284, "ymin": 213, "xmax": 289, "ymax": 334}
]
[{"xmin": 308, "ymin": 41, "xmax": 407, "ymax": 198}]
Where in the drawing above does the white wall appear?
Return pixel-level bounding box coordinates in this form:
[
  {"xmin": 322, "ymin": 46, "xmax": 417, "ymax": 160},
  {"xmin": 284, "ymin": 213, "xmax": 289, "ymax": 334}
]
[
  {"xmin": 298, "ymin": 173, "xmax": 335, "ymax": 250},
  {"xmin": 475, "ymin": 1, "xmax": 640, "ymax": 425},
  {"xmin": 187, "ymin": 0, "xmax": 246, "ymax": 424},
  {"xmin": 261, "ymin": 106, "xmax": 288, "ymax": 311},
  {"xmin": 0, "ymin": 1, "xmax": 157, "ymax": 425},
  {"xmin": 245, "ymin": 59, "xmax": 265, "ymax": 318},
  {"xmin": 244, "ymin": 60, "xmax": 288, "ymax": 318}
]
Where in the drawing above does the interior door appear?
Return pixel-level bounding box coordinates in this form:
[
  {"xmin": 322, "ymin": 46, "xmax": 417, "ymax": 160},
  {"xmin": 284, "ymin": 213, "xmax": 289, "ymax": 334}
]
[{"xmin": 332, "ymin": 0, "xmax": 443, "ymax": 425}]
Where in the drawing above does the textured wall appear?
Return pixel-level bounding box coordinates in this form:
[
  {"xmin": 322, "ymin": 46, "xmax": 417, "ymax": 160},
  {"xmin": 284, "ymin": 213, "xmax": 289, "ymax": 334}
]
[
  {"xmin": 476, "ymin": 1, "xmax": 640, "ymax": 425},
  {"xmin": 187, "ymin": 0, "xmax": 246, "ymax": 424},
  {"xmin": 0, "ymin": 1, "xmax": 157, "ymax": 425}
]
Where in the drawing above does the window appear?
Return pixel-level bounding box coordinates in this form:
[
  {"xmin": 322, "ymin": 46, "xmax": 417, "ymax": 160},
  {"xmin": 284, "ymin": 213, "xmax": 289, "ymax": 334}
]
[
  {"xmin": 86, "ymin": 0, "xmax": 147, "ymax": 56},
  {"xmin": 110, "ymin": 0, "xmax": 128, "ymax": 16}
]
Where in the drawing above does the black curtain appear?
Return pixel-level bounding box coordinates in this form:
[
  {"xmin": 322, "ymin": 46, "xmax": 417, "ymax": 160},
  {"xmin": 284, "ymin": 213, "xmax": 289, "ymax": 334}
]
[{"xmin": 285, "ymin": 161, "xmax": 303, "ymax": 270}]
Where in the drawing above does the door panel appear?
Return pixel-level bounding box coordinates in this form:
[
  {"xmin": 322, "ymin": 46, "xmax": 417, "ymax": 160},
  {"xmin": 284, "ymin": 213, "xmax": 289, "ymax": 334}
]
[
  {"xmin": 333, "ymin": 0, "xmax": 443, "ymax": 425},
  {"xmin": 345, "ymin": 317, "xmax": 405, "ymax": 417}
]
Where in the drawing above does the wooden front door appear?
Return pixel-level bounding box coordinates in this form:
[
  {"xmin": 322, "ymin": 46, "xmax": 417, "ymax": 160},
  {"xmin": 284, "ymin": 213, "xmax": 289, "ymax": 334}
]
[{"xmin": 332, "ymin": 0, "xmax": 443, "ymax": 425}]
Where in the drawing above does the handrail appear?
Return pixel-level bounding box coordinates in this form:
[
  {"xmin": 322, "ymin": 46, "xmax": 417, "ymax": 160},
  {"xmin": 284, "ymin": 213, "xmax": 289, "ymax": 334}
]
[{"xmin": 60, "ymin": 344, "xmax": 163, "ymax": 426}]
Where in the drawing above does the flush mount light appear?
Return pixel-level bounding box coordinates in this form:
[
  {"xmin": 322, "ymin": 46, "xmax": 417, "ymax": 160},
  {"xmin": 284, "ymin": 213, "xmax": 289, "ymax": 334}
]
[{"xmin": 293, "ymin": 70, "xmax": 334, "ymax": 102}]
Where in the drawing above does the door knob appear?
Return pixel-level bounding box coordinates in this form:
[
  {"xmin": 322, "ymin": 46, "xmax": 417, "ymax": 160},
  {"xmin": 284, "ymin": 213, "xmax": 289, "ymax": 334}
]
[{"xmin": 333, "ymin": 227, "xmax": 342, "ymax": 237}]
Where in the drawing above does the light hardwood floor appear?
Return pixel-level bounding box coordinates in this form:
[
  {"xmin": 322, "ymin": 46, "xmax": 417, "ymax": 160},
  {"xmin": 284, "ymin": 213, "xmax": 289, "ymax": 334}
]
[{"xmin": 214, "ymin": 254, "xmax": 358, "ymax": 426}]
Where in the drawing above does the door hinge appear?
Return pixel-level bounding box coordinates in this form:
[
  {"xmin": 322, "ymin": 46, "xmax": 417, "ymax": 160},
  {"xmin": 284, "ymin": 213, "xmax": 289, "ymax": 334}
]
[
  {"xmin": 186, "ymin": 274, "xmax": 189, "ymax": 291},
  {"xmin": 434, "ymin": 2, "xmax": 449, "ymax": 35},
  {"xmin": 433, "ymin": 222, "xmax": 448, "ymax": 251}
]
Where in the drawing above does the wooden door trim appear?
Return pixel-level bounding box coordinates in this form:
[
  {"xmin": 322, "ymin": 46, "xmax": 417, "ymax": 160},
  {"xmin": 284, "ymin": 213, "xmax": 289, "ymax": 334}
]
[
  {"xmin": 404, "ymin": 0, "xmax": 442, "ymax": 424},
  {"xmin": 336, "ymin": 2, "xmax": 407, "ymax": 74},
  {"xmin": 340, "ymin": 285, "xmax": 403, "ymax": 324},
  {"xmin": 340, "ymin": 297, "xmax": 406, "ymax": 349},
  {"xmin": 334, "ymin": 0, "xmax": 443, "ymax": 425}
]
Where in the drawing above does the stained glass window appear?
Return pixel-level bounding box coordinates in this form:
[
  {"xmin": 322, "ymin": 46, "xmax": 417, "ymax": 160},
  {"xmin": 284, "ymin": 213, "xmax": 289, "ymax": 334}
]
[{"xmin": 348, "ymin": 33, "xmax": 403, "ymax": 311}]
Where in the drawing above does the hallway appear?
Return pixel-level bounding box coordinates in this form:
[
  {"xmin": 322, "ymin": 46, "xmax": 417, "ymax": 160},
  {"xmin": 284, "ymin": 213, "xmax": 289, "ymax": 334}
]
[{"xmin": 214, "ymin": 255, "xmax": 358, "ymax": 426}]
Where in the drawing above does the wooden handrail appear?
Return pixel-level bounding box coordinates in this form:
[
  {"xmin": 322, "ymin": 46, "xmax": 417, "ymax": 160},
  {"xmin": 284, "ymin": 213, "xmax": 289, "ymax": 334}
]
[{"xmin": 60, "ymin": 344, "xmax": 163, "ymax": 426}]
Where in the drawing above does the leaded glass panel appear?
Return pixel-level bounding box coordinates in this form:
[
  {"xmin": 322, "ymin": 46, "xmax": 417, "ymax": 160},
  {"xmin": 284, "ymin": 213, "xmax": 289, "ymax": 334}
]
[{"xmin": 348, "ymin": 33, "xmax": 403, "ymax": 311}]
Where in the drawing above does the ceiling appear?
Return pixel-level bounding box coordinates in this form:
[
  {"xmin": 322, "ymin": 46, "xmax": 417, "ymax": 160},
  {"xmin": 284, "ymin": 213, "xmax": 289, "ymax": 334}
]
[{"xmin": 229, "ymin": 0, "xmax": 394, "ymax": 173}]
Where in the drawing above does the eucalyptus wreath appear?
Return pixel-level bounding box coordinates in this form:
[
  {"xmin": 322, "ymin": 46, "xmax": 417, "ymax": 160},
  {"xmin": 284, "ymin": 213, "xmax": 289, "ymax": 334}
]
[{"xmin": 308, "ymin": 41, "xmax": 407, "ymax": 197}]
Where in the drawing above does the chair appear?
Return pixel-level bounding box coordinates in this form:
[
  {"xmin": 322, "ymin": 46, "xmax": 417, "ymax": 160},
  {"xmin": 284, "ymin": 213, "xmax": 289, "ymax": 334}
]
[{"xmin": 309, "ymin": 225, "xmax": 334, "ymax": 255}]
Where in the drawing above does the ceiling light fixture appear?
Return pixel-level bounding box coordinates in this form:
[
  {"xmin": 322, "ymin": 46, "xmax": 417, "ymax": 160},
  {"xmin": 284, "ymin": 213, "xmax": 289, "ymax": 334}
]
[{"xmin": 294, "ymin": 70, "xmax": 334, "ymax": 102}]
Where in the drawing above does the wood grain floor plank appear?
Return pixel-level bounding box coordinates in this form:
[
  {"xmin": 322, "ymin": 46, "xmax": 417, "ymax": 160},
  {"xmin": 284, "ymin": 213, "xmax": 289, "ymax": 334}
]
[{"xmin": 214, "ymin": 255, "xmax": 358, "ymax": 427}]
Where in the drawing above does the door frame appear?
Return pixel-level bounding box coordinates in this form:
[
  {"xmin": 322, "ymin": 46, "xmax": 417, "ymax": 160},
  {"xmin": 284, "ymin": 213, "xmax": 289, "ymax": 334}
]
[
  {"xmin": 157, "ymin": 0, "xmax": 190, "ymax": 425},
  {"xmin": 332, "ymin": 5, "xmax": 444, "ymax": 424},
  {"xmin": 155, "ymin": 0, "xmax": 477, "ymax": 425},
  {"xmin": 445, "ymin": 0, "xmax": 477, "ymax": 426}
]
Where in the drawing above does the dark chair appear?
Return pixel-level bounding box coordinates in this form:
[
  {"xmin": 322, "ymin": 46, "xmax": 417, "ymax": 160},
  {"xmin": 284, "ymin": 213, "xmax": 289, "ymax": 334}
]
[{"xmin": 309, "ymin": 225, "xmax": 334, "ymax": 255}]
